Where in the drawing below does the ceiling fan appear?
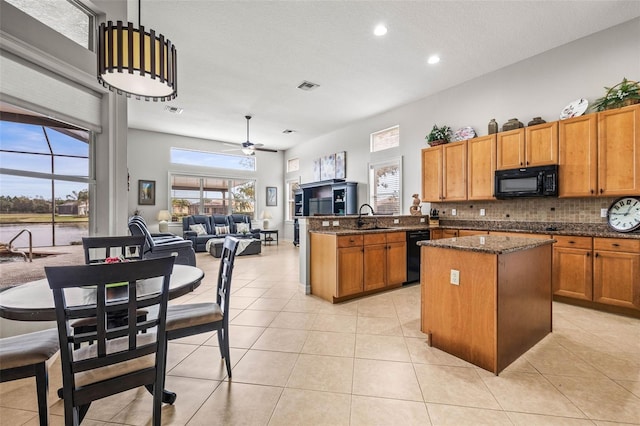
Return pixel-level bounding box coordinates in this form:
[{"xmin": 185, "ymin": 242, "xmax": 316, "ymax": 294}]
[{"xmin": 223, "ymin": 115, "xmax": 277, "ymax": 156}]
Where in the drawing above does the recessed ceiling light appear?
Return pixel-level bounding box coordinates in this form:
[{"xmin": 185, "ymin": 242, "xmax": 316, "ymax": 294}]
[
  {"xmin": 282, "ymin": 129, "xmax": 296, "ymax": 134},
  {"xmin": 164, "ymin": 105, "xmax": 183, "ymax": 114},
  {"xmin": 427, "ymin": 55, "xmax": 440, "ymax": 65},
  {"xmin": 374, "ymin": 24, "xmax": 387, "ymax": 36}
]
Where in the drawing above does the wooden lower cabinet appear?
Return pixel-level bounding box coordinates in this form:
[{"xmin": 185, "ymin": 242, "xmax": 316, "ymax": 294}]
[
  {"xmin": 458, "ymin": 229, "xmax": 489, "ymax": 237},
  {"xmin": 552, "ymin": 236, "xmax": 593, "ymax": 301},
  {"xmin": 593, "ymin": 238, "xmax": 640, "ymax": 310},
  {"xmin": 311, "ymin": 231, "xmax": 406, "ymax": 303},
  {"xmin": 429, "ymin": 229, "xmax": 443, "ymax": 240},
  {"xmin": 553, "ymin": 236, "xmax": 640, "ymax": 313},
  {"xmin": 441, "ymin": 229, "xmax": 459, "ymax": 238}
]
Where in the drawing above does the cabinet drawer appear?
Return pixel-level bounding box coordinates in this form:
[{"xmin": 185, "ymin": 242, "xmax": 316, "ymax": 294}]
[
  {"xmin": 554, "ymin": 235, "xmax": 592, "ymax": 250},
  {"xmin": 386, "ymin": 232, "xmax": 406, "ymax": 243},
  {"xmin": 337, "ymin": 235, "xmax": 363, "ymax": 248},
  {"xmin": 593, "ymin": 238, "xmax": 640, "ymax": 253},
  {"xmin": 364, "ymin": 233, "xmax": 386, "ymax": 245}
]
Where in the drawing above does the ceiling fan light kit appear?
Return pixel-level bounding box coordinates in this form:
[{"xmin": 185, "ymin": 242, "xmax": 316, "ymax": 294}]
[{"xmin": 97, "ymin": 0, "xmax": 177, "ymax": 101}]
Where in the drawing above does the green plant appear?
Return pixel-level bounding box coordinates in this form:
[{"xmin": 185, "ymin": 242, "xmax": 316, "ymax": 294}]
[
  {"xmin": 592, "ymin": 77, "xmax": 640, "ymax": 111},
  {"xmin": 426, "ymin": 125, "xmax": 451, "ymax": 143}
]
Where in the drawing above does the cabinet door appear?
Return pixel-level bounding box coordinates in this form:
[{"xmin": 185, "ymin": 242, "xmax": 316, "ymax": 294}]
[
  {"xmin": 422, "ymin": 147, "xmax": 443, "ymax": 201},
  {"xmin": 552, "ymin": 247, "xmax": 593, "ymax": 300},
  {"xmin": 458, "ymin": 229, "xmax": 488, "ymax": 237},
  {"xmin": 525, "ymin": 121, "xmax": 558, "ymax": 167},
  {"xmin": 337, "ymin": 246, "xmax": 364, "ymax": 297},
  {"xmin": 467, "ymin": 135, "xmax": 496, "ymax": 200},
  {"xmin": 558, "ymin": 114, "xmax": 598, "ymax": 197},
  {"xmin": 442, "ymin": 229, "xmax": 459, "ymax": 238},
  {"xmin": 443, "ymin": 141, "xmax": 467, "ymax": 200},
  {"xmin": 364, "ymin": 244, "xmax": 387, "ymax": 291},
  {"xmin": 430, "ymin": 229, "xmax": 443, "ymax": 240},
  {"xmin": 598, "ymin": 104, "xmax": 640, "ymax": 196},
  {"xmin": 593, "ymin": 250, "xmax": 640, "ymax": 310},
  {"xmin": 386, "ymin": 241, "xmax": 407, "ymax": 285},
  {"xmin": 496, "ymin": 128, "xmax": 525, "ymax": 170}
]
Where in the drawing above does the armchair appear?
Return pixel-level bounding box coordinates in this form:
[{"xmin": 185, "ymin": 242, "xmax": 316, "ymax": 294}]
[
  {"xmin": 182, "ymin": 215, "xmax": 216, "ymax": 252},
  {"xmin": 128, "ymin": 216, "xmax": 196, "ymax": 266}
]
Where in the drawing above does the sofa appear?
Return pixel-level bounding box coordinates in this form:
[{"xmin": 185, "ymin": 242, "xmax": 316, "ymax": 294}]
[
  {"xmin": 181, "ymin": 214, "xmax": 261, "ymax": 252},
  {"xmin": 128, "ymin": 215, "xmax": 196, "ymax": 266}
]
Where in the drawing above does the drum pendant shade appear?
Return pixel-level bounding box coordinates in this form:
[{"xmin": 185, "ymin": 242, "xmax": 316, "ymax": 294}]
[{"xmin": 97, "ymin": 20, "xmax": 177, "ymax": 101}]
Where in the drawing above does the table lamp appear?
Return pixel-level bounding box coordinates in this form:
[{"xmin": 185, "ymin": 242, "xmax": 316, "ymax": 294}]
[
  {"xmin": 260, "ymin": 210, "xmax": 272, "ymax": 230},
  {"xmin": 157, "ymin": 210, "xmax": 171, "ymax": 233}
]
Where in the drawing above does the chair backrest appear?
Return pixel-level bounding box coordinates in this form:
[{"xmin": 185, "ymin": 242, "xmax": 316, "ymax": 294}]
[
  {"xmin": 45, "ymin": 257, "xmax": 175, "ymax": 406},
  {"xmin": 217, "ymin": 236, "xmax": 240, "ymax": 319},
  {"xmin": 82, "ymin": 235, "xmax": 146, "ymax": 264},
  {"xmin": 128, "ymin": 216, "xmax": 155, "ymax": 250}
]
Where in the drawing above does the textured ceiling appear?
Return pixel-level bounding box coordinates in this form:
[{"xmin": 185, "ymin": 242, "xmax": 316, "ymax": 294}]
[{"xmin": 126, "ymin": 1, "xmax": 640, "ymax": 151}]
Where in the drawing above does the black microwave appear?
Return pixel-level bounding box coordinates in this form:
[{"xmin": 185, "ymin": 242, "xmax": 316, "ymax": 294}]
[{"xmin": 494, "ymin": 165, "xmax": 558, "ymax": 199}]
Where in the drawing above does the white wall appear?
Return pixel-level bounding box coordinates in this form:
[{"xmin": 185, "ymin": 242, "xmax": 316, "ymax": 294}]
[
  {"xmin": 285, "ymin": 18, "xmax": 640, "ymax": 216},
  {"xmin": 127, "ymin": 128, "xmax": 285, "ymax": 234}
]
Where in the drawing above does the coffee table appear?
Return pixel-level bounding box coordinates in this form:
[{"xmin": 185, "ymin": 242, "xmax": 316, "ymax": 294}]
[{"xmin": 260, "ymin": 229, "xmax": 279, "ymax": 245}]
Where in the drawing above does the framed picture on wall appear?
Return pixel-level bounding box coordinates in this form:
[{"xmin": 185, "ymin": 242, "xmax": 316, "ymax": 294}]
[
  {"xmin": 266, "ymin": 186, "xmax": 277, "ymax": 206},
  {"xmin": 138, "ymin": 180, "xmax": 156, "ymax": 205}
]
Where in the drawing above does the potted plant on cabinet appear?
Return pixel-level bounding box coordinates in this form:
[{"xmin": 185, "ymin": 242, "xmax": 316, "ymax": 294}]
[
  {"xmin": 426, "ymin": 125, "xmax": 451, "ymax": 147},
  {"xmin": 591, "ymin": 77, "xmax": 640, "ymax": 111}
]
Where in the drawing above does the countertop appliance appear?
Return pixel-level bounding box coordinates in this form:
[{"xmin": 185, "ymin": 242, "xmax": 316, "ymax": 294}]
[
  {"xmin": 494, "ymin": 164, "xmax": 558, "ymax": 199},
  {"xmin": 406, "ymin": 229, "xmax": 430, "ymax": 283}
]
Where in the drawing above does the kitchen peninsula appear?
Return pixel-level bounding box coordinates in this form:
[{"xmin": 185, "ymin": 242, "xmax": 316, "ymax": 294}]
[{"xmin": 419, "ymin": 235, "xmax": 555, "ymax": 374}]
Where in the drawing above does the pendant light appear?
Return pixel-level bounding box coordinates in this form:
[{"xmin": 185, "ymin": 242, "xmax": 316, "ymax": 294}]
[{"xmin": 97, "ymin": 0, "xmax": 177, "ymax": 101}]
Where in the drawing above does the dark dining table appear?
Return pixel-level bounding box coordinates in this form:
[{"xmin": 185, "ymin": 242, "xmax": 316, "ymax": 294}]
[
  {"xmin": 0, "ymin": 264, "xmax": 204, "ymax": 321},
  {"xmin": 0, "ymin": 263, "xmax": 205, "ymax": 405}
]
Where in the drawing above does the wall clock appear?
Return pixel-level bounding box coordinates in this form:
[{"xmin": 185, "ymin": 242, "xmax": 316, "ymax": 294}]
[{"xmin": 607, "ymin": 196, "xmax": 640, "ymax": 232}]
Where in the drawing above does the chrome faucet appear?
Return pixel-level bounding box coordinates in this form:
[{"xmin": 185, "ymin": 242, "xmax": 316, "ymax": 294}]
[{"xmin": 357, "ymin": 203, "xmax": 375, "ymax": 228}]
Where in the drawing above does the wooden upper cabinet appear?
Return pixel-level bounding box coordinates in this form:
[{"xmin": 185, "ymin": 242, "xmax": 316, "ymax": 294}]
[
  {"xmin": 525, "ymin": 121, "xmax": 558, "ymax": 167},
  {"xmin": 422, "ymin": 147, "xmax": 443, "ymax": 202},
  {"xmin": 558, "ymin": 114, "xmax": 598, "ymax": 197},
  {"xmin": 442, "ymin": 141, "xmax": 467, "ymax": 201},
  {"xmin": 496, "ymin": 128, "xmax": 525, "ymax": 170},
  {"xmin": 597, "ymin": 104, "xmax": 640, "ymax": 196},
  {"xmin": 467, "ymin": 134, "xmax": 496, "ymax": 200}
]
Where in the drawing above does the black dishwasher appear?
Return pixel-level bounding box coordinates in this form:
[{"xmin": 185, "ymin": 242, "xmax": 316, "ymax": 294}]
[{"xmin": 406, "ymin": 230, "xmax": 431, "ymax": 283}]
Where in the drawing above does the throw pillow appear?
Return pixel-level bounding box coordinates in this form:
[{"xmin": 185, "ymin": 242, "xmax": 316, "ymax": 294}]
[
  {"xmin": 237, "ymin": 223, "xmax": 250, "ymax": 233},
  {"xmin": 215, "ymin": 225, "xmax": 230, "ymax": 235},
  {"xmin": 189, "ymin": 224, "xmax": 207, "ymax": 236}
]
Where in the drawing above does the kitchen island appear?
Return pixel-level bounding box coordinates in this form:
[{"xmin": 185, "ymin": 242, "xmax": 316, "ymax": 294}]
[{"xmin": 419, "ymin": 235, "xmax": 555, "ymax": 375}]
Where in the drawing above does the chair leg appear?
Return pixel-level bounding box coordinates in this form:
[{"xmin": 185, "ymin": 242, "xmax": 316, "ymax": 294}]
[
  {"xmin": 34, "ymin": 362, "xmax": 49, "ymax": 426},
  {"xmin": 221, "ymin": 326, "xmax": 232, "ymax": 378},
  {"xmin": 216, "ymin": 330, "xmax": 225, "ymax": 359}
]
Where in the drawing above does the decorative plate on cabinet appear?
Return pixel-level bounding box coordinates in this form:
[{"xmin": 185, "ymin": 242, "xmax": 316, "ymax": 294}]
[
  {"xmin": 559, "ymin": 98, "xmax": 588, "ymax": 119},
  {"xmin": 450, "ymin": 126, "xmax": 476, "ymax": 142}
]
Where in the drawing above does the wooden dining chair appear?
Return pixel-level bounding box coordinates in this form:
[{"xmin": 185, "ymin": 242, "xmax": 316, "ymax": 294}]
[
  {"xmin": 73, "ymin": 236, "xmax": 148, "ymax": 349},
  {"xmin": 45, "ymin": 256, "xmax": 175, "ymax": 426},
  {"xmin": 0, "ymin": 328, "xmax": 60, "ymax": 426},
  {"xmin": 165, "ymin": 236, "xmax": 240, "ymax": 381}
]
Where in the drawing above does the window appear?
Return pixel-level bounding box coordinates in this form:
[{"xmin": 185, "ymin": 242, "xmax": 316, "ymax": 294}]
[
  {"xmin": 370, "ymin": 125, "xmax": 399, "ymax": 152},
  {"xmin": 369, "ymin": 157, "xmax": 402, "ymax": 215},
  {"xmin": 169, "ymin": 174, "xmax": 255, "ymax": 221},
  {"xmin": 286, "ymin": 179, "xmax": 301, "ymax": 221},
  {"xmin": 5, "ymin": 0, "xmax": 95, "ymax": 50},
  {"xmin": 0, "ymin": 115, "xmax": 92, "ymax": 247},
  {"xmin": 171, "ymin": 148, "xmax": 255, "ymax": 171},
  {"xmin": 287, "ymin": 158, "xmax": 300, "ymax": 173}
]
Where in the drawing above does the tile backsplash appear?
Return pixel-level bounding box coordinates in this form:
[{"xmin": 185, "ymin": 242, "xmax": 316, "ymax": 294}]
[{"xmin": 432, "ymin": 197, "xmax": 619, "ymax": 224}]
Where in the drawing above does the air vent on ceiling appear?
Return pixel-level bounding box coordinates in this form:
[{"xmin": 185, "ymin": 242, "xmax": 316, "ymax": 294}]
[
  {"xmin": 282, "ymin": 129, "xmax": 296, "ymax": 134},
  {"xmin": 164, "ymin": 105, "xmax": 183, "ymax": 114},
  {"xmin": 297, "ymin": 81, "xmax": 320, "ymax": 91}
]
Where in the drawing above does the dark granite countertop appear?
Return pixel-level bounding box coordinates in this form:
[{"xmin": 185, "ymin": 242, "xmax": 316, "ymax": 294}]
[
  {"xmin": 438, "ymin": 221, "xmax": 640, "ymax": 240},
  {"xmin": 418, "ymin": 235, "xmax": 555, "ymax": 255}
]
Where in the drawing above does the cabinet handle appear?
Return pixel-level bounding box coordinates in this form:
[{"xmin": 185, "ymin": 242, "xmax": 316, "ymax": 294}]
[
  {"xmin": 568, "ymin": 240, "xmax": 575, "ymax": 244},
  {"xmin": 590, "ymin": 189, "xmax": 595, "ymax": 194},
  {"xmin": 526, "ymin": 161, "xmax": 529, "ymax": 165},
  {"xmin": 586, "ymin": 252, "xmax": 590, "ymax": 257},
  {"xmin": 612, "ymin": 243, "xmax": 620, "ymax": 247},
  {"xmin": 520, "ymin": 162, "xmax": 523, "ymax": 166},
  {"xmin": 600, "ymin": 189, "xmax": 604, "ymax": 194},
  {"xmin": 595, "ymin": 252, "xmax": 599, "ymax": 258}
]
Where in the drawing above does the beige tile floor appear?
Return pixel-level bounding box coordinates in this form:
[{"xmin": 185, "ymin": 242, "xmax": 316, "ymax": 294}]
[{"xmin": 1, "ymin": 242, "xmax": 639, "ymax": 425}]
